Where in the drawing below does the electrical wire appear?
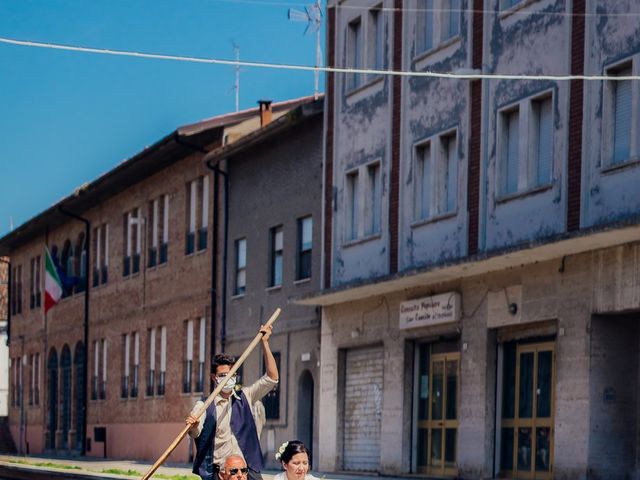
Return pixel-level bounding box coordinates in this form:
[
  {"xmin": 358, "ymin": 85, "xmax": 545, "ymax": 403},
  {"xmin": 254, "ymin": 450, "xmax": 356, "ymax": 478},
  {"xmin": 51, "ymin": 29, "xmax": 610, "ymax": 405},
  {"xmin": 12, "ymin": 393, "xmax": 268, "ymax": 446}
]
[
  {"xmin": 1, "ymin": 36, "xmax": 638, "ymax": 81},
  {"xmin": 215, "ymin": 0, "xmax": 640, "ymax": 19}
]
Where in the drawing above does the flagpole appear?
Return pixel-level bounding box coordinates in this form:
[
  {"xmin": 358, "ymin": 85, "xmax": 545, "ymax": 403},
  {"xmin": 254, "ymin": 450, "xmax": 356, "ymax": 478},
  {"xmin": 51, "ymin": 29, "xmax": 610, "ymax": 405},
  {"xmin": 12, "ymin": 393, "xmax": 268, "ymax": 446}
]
[{"xmin": 140, "ymin": 307, "xmax": 281, "ymax": 480}]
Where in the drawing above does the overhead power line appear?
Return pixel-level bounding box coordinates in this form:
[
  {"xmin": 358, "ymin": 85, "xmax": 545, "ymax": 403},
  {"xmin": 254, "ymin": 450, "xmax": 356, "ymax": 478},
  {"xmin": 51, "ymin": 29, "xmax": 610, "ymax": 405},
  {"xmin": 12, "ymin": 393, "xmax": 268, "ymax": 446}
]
[
  {"xmin": 214, "ymin": 0, "xmax": 640, "ymax": 19},
  {"xmin": 1, "ymin": 36, "xmax": 639, "ymax": 81}
]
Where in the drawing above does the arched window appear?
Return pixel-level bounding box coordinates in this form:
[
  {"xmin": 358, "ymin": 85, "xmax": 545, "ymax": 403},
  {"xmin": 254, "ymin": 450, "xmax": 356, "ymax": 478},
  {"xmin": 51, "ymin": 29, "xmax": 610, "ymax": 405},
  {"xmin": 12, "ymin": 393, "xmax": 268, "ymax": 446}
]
[
  {"xmin": 73, "ymin": 342, "xmax": 85, "ymax": 452},
  {"xmin": 60, "ymin": 345, "xmax": 72, "ymax": 451},
  {"xmin": 47, "ymin": 348, "xmax": 58, "ymax": 450}
]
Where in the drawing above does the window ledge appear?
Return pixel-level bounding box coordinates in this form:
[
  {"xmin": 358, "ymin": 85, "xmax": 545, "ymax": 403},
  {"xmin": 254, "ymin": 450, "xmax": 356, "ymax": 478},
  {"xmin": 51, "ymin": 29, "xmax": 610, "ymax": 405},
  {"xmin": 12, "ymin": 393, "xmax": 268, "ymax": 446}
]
[
  {"xmin": 601, "ymin": 157, "xmax": 640, "ymax": 175},
  {"xmin": 412, "ymin": 35, "xmax": 462, "ymax": 68},
  {"xmin": 265, "ymin": 285, "xmax": 282, "ymax": 293},
  {"xmin": 231, "ymin": 293, "xmax": 246, "ymax": 300},
  {"xmin": 343, "ymin": 232, "xmax": 382, "ymax": 249},
  {"xmin": 345, "ymin": 75, "xmax": 384, "ymax": 101},
  {"xmin": 411, "ymin": 211, "xmax": 457, "ymax": 229},
  {"xmin": 499, "ymin": 0, "xmax": 538, "ymax": 20},
  {"xmin": 293, "ymin": 278, "xmax": 311, "ymax": 286},
  {"xmin": 496, "ymin": 183, "xmax": 553, "ymax": 204}
]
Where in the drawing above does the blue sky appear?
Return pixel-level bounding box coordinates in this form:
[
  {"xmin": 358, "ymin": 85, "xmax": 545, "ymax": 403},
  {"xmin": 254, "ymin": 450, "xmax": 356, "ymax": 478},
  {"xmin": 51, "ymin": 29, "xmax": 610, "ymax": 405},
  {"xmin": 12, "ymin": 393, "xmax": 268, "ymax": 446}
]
[{"xmin": 0, "ymin": 0, "xmax": 324, "ymax": 238}]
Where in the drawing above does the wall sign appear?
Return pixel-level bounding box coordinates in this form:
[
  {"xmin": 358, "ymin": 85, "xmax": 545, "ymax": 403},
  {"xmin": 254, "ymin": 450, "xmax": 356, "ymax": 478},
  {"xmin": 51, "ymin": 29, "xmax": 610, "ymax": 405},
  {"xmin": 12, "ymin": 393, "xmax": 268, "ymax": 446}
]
[{"xmin": 399, "ymin": 292, "xmax": 461, "ymax": 330}]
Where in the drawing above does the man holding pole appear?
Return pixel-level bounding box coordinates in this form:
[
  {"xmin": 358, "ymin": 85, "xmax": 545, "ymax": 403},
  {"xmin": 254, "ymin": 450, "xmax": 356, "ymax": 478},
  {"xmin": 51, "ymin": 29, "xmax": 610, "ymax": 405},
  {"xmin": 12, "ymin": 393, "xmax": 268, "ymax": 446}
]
[{"xmin": 186, "ymin": 324, "xmax": 278, "ymax": 480}]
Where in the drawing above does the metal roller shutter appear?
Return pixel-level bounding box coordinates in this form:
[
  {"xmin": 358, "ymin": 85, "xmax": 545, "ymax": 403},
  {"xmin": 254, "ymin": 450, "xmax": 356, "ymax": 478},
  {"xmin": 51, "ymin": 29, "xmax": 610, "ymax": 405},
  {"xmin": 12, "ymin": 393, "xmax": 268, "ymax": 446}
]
[{"xmin": 343, "ymin": 346, "xmax": 383, "ymax": 471}]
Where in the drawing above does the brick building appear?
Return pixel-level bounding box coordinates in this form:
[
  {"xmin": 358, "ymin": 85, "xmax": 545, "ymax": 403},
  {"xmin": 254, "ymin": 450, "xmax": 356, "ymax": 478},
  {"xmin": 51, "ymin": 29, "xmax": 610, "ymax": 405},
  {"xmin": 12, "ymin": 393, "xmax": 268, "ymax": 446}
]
[
  {"xmin": 1, "ymin": 258, "xmax": 8, "ymax": 418},
  {"xmin": 304, "ymin": 0, "xmax": 640, "ymax": 478},
  {"xmin": 0, "ymin": 96, "xmax": 317, "ymax": 462}
]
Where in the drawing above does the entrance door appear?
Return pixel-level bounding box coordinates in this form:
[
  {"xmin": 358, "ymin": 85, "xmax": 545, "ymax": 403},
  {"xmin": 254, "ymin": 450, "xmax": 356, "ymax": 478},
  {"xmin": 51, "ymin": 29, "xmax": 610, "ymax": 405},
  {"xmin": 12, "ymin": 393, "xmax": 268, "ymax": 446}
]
[
  {"xmin": 499, "ymin": 342, "xmax": 554, "ymax": 479},
  {"xmin": 416, "ymin": 352, "xmax": 459, "ymax": 476}
]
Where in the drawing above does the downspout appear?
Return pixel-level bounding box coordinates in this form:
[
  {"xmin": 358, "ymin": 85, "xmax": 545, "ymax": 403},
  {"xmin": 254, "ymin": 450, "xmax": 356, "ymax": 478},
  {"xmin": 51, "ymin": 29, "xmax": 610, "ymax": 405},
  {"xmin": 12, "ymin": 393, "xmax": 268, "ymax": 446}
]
[
  {"xmin": 206, "ymin": 160, "xmax": 229, "ymax": 356},
  {"xmin": 58, "ymin": 207, "xmax": 90, "ymax": 456},
  {"xmin": 0, "ymin": 257, "xmax": 10, "ymax": 346}
]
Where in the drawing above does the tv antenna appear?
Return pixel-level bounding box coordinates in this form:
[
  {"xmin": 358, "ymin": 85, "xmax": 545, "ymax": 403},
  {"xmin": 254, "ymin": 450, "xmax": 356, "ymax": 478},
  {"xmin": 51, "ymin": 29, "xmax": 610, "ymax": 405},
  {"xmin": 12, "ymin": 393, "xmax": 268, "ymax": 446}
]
[{"xmin": 288, "ymin": 0, "xmax": 323, "ymax": 99}]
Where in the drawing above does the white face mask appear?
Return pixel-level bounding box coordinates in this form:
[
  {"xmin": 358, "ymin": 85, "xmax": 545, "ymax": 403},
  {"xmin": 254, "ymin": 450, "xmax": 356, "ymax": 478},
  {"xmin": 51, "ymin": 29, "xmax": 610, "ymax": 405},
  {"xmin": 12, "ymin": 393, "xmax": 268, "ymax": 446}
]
[{"xmin": 217, "ymin": 374, "xmax": 237, "ymax": 393}]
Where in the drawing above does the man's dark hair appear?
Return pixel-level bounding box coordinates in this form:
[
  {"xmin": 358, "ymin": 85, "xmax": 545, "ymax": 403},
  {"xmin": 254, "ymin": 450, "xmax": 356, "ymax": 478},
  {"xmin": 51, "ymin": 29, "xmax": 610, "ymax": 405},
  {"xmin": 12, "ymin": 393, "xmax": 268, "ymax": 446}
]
[{"xmin": 212, "ymin": 353, "xmax": 235, "ymax": 373}]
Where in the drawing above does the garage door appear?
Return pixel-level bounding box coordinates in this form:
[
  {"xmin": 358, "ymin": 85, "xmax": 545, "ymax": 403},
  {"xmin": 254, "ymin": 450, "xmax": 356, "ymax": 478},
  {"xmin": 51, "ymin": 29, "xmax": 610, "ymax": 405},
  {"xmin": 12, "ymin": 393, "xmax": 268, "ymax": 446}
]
[{"xmin": 343, "ymin": 346, "xmax": 383, "ymax": 471}]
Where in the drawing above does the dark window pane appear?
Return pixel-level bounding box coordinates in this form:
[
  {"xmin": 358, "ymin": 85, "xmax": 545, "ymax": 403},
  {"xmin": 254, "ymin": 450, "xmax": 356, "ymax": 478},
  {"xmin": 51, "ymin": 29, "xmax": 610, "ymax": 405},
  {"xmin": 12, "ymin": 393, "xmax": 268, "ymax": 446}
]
[
  {"xmin": 502, "ymin": 342, "xmax": 516, "ymax": 419},
  {"xmin": 430, "ymin": 427, "xmax": 442, "ymax": 467},
  {"xmin": 263, "ymin": 352, "xmax": 281, "ymax": 419},
  {"xmin": 517, "ymin": 428, "xmax": 532, "ymax": 471},
  {"xmin": 444, "ymin": 428, "xmax": 456, "ymax": 464},
  {"xmin": 185, "ymin": 232, "xmax": 195, "ymax": 255},
  {"xmin": 537, "ymin": 350, "xmax": 552, "ymax": 418},
  {"xmin": 518, "ymin": 352, "xmax": 534, "ymax": 418},
  {"xmin": 500, "ymin": 427, "xmax": 514, "ymax": 471},
  {"xmin": 445, "ymin": 360, "xmax": 457, "ymax": 420},
  {"xmin": 132, "ymin": 253, "xmax": 140, "ymax": 274},
  {"xmin": 123, "ymin": 256, "xmax": 130, "ymax": 277},
  {"xmin": 417, "ymin": 428, "xmax": 428, "ymax": 468},
  {"xmin": 198, "ymin": 228, "xmax": 208, "ymax": 251},
  {"xmin": 535, "ymin": 427, "xmax": 551, "ymax": 472},
  {"xmin": 148, "ymin": 247, "xmax": 157, "ymax": 268},
  {"xmin": 159, "ymin": 243, "xmax": 168, "ymax": 264},
  {"xmin": 431, "ymin": 361, "xmax": 443, "ymax": 420}
]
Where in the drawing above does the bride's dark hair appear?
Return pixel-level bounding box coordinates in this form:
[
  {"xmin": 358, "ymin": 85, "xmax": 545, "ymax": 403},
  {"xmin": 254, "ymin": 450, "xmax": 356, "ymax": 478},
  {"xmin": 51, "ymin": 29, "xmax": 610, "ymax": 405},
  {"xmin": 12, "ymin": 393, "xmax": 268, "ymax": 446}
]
[{"xmin": 280, "ymin": 440, "xmax": 311, "ymax": 465}]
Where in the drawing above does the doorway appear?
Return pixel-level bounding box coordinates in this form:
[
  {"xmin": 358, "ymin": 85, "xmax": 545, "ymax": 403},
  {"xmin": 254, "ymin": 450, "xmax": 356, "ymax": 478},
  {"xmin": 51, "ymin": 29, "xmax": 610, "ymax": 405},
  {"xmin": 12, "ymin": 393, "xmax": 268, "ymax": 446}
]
[
  {"xmin": 499, "ymin": 341, "xmax": 554, "ymax": 479},
  {"xmin": 297, "ymin": 370, "xmax": 314, "ymax": 462},
  {"xmin": 414, "ymin": 342, "xmax": 460, "ymax": 477}
]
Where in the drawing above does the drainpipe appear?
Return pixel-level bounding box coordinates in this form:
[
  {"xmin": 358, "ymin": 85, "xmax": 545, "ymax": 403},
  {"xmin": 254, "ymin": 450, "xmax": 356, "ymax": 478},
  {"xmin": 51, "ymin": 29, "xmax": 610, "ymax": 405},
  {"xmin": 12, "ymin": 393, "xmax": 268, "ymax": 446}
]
[
  {"xmin": 58, "ymin": 207, "xmax": 90, "ymax": 456},
  {"xmin": 206, "ymin": 160, "xmax": 229, "ymax": 361},
  {"xmin": 0, "ymin": 257, "xmax": 10, "ymax": 347}
]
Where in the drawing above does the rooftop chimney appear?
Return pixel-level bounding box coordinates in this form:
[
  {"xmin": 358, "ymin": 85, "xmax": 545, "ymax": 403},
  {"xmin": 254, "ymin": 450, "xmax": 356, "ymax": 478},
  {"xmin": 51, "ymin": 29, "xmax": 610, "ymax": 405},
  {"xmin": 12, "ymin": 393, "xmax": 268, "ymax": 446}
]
[{"xmin": 258, "ymin": 100, "xmax": 273, "ymax": 127}]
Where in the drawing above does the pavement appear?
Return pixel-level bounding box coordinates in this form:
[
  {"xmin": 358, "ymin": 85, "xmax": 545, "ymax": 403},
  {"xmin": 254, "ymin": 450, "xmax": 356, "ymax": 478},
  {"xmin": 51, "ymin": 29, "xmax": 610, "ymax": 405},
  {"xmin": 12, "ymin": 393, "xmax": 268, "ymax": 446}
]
[{"xmin": 0, "ymin": 454, "xmax": 405, "ymax": 480}]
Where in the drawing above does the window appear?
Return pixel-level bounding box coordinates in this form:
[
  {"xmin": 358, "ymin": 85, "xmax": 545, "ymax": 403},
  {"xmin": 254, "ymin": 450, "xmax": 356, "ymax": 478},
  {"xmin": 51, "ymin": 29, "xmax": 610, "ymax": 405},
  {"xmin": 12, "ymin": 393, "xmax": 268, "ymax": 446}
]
[
  {"xmin": 92, "ymin": 338, "xmax": 108, "ymax": 400},
  {"xmin": 132, "ymin": 332, "xmax": 139, "ymax": 398},
  {"xmin": 184, "ymin": 320, "xmax": 194, "ymax": 393},
  {"xmin": 29, "ymin": 354, "xmax": 34, "ymax": 405},
  {"xmin": 346, "ymin": 171, "xmax": 359, "ymax": 241},
  {"xmin": 197, "ymin": 318, "xmax": 206, "ymax": 392},
  {"xmin": 347, "ymin": 18, "xmax": 363, "ymax": 90},
  {"xmin": 11, "ymin": 265, "xmax": 22, "ymax": 315},
  {"xmin": 498, "ymin": 93, "xmax": 554, "ymax": 197},
  {"xmin": 415, "ymin": 143, "xmax": 432, "ymax": 220},
  {"xmin": 297, "ymin": 217, "xmax": 313, "ymax": 280},
  {"xmin": 603, "ymin": 63, "xmax": 635, "ymax": 166},
  {"xmin": 30, "ymin": 256, "xmax": 41, "ymax": 309},
  {"xmin": 147, "ymin": 327, "xmax": 156, "ymax": 397},
  {"xmin": 93, "ymin": 224, "xmax": 109, "ymax": 287},
  {"xmin": 369, "ymin": 6, "xmax": 384, "ymax": 72},
  {"xmin": 413, "ymin": 131, "xmax": 458, "ymax": 220},
  {"xmin": 32, "ymin": 353, "xmax": 40, "ymax": 405},
  {"xmin": 121, "ymin": 333, "xmax": 130, "ymax": 398},
  {"xmin": 123, "ymin": 209, "xmax": 141, "ymax": 276},
  {"xmin": 269, "ymin": 227, "xmax": 284, "ymax": 287},
  {"xmin": 148, "ymin": 195, "xmax": 169, "ymax": 268},
  {"xmin": 159, "ymin": 326, "xmax": 167, "ymax": 395},
  {"xmin": 416, "ymin": 0, "xmax": 460, "ymax": 55},
  {"xmin": 365, "ymin": 163, "xmax": 381, "ymax": 235},
  {"xmin": 234, "ymin": 238, "xmax": 247, "ymax": 295},
  {"xmin": 263, "ymin": 351, "xmax": 281, "ymax": 420},
  {"xmin": 186, "ymin": 177, "xmax": 209, "ymax": 255},
  {"xmin": 74, "ymin": 233, "xmax": 87, "ymax": 294},
  {"xmin": 500, "ymin": 0, "xmax": 523, "ymax": 10}
]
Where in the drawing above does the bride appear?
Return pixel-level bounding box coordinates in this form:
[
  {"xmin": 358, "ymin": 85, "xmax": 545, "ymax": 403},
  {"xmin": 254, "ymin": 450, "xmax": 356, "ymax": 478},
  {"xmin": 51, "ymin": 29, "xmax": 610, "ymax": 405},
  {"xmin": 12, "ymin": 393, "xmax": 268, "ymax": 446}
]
[{"xmin": 273, "ymin": 441, "xmax": 318, "ymax": 480}]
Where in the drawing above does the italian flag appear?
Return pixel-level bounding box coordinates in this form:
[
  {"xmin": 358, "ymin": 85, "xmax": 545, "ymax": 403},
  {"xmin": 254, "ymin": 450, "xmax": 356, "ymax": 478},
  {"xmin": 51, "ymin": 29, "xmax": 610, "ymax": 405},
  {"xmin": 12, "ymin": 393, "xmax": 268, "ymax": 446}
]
[{"xmin": 44, "ymin": 246, "xmax": 63, "ymax": 314}]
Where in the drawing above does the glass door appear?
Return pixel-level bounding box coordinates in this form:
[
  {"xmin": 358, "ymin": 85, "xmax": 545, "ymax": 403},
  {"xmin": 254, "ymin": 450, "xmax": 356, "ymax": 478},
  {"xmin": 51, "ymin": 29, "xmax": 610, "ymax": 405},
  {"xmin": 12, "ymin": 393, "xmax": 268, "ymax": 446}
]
[
  {"xmin": 416, "ymin": 351, "xmax": 459, "ymax": 476},
  {"xmin": 500, "ymin": 342, "xmax": 554, "ymax": 479}
]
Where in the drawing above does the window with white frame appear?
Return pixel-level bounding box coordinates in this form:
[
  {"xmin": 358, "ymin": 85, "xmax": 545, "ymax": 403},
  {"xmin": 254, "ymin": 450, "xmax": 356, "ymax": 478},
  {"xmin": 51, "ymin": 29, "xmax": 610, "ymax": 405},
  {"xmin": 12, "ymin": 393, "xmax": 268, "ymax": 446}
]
[
  {"xmin": 33, "ymin": 353, "xmax": 40, "ymax": 405},
  {"xmin": 11, "ymin": 265, "xmax": 22, "ymax": 316},
  {"xmin": 498, "ymin": 92, "xmax": 554, "ymax": 197},
  {"xmin": 197, "ymin": 318, "xmax": 206, "ymax": 392},
  {"xmin": 147, "ymin": 327, "xmax": 156, "ymax": 396},
  {"xmin": 93, "ymin": 224, "xmax": 109, "ymax": 287},
  {"xmin": 347, "ymin": 17, "xmax": 363, "ymax": 90},
  {"xmin": 121, "ymin": 333, "xmax": 130, "ymax": 398},
  {"xmin": 132, "ymin": 332, "xmax": 139, "ymax": 398},
  {"xmin": 184, "ymin": 319, "xmax": 194, "ymax": 393},
  {"xmin": 413, "ymin": 130, "xmax": 458, "ymax": 220},
  {"xmin": 296, "ymin": 216, "xmax": 313, "ymax": 280},
  {"xmin": 346, "ymin": 170, "xmax": 359, "ymax": 241},
  {"xmin": 234, "ymin": 238, "xmax": 247, "ymax": 295},
  {"xmin": 92, "ymin": 340, "xmax": 99, "ymax": 400},
  {"xmin": 269, "ymin": 226, "xmax": 284, "ymax": 287},
  {"xmin": 603, "ymin": 61, "xmax": 639, "ymax": 166},
  {"xmin": 148, "ymin": 195, "xmax": 169, "ymax": 268},
  {"xmin": 158, "ymin": 326, "xmax": 167, "ymax": 395},
  {"xmin": 415, "ymin": 0, "xmax": 461, "ymax": 55},
  {"xmin": 365, "ymin": 163, "xmax": 382, "ymax": 235},
  {"xmin": 92, "ymin": 338, "xmax": 108, "ymax": 400},
  {"xmin": 186, "ymin": 177, "xmax": 209, "ymax": 255},
  {"xmin": 123, "ymin": 209, "xmax": 141, "ymax": 277}
]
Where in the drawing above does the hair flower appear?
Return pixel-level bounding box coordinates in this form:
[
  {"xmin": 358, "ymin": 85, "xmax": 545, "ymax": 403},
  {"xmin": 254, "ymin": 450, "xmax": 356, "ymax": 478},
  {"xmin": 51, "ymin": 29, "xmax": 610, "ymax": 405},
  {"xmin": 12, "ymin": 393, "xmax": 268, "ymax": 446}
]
[{"xmin": 275, "ymin": 441, "xmax": 289, "ymax": 461}]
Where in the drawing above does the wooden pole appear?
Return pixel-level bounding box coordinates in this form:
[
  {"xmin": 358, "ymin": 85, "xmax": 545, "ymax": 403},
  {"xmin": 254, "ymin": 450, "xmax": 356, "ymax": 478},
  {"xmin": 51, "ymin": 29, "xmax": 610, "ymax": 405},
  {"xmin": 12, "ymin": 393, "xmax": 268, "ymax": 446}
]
[{"xmin": 140, "ymin": 307, "xmax": 282, "ymax": 480}]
